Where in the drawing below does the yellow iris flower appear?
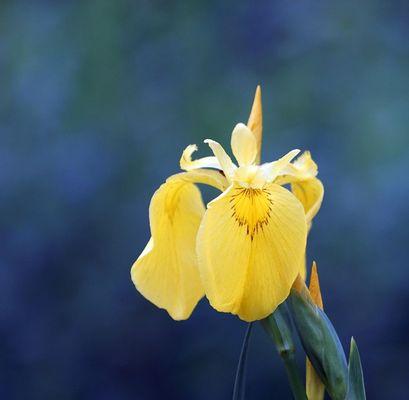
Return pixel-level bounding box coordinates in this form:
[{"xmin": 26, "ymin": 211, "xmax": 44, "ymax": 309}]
[{"xmin": 131, "ymin": 87, "xmax": 324, "ymax": 322}]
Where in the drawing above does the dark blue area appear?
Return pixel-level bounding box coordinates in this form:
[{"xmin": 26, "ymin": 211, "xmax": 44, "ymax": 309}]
[{"xmin": 1, "ymin": 1, "xmax": 409, "ymax": 399}]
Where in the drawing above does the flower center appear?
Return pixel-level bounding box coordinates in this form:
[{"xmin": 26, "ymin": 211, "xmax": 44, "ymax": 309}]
[
  {"xmin": 232, "ymin": 165, "xmax": 265, "ymax": 189},
  {"xmin": 229, "ymin": 186, "xmax": 273, "ymax": 240}
]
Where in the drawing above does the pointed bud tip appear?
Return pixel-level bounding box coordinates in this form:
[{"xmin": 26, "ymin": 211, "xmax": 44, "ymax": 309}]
[
  {"xmin": 292, "ymin": 274, "xmax": 314, "ymax": 303},
  {"xmin": 247, "ymin": 86, "xmax": 263, "ymax": 164},
  {"xmin": 309, "ymin": 261, "xmax": 324, "ymax": 309}
]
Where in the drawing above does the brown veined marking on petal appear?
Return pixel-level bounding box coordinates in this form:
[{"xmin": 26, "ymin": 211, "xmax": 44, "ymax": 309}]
[{"xmin": 229, "ymin": 187, "xmax": 274, "ymax": 241}]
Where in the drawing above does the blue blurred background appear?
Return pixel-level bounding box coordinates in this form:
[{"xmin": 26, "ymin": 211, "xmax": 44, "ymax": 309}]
[{"xmin": 1, "ymin": 1, "xmax": 409, "ymax": 399}]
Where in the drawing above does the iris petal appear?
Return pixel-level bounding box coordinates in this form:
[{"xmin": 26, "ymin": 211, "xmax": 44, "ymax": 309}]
[
  {"xmin": 197, "ymin": 183, "xmax": 307, "ymax": 321},
  {"xmin": 291, "ymin": 177, "xmax": 324, "ymax": 229},
  {"xmin": 230, "ymin": 123, "xmax": 257, "ymax": 166},
  {"xmin": 274, "ymin": 151, "xmax": 324, "ymax": 229},
  {"xmin": 168, "ymin": 169, "xmax": 229, "ymax": 192},
  {"xmin": 204, "ymin": 139, "xmax": 237, "ymax": 179},
  {"xmin": 180, "ymin": 144, "xmax": 221, "ymax": 171},
  {"xmin": 260, "ymin": 149, "xmax": 301, "ymax": 182},
  {"xmin": 131, "ymin": 175, "xmax": 206, "ymax": 320}
]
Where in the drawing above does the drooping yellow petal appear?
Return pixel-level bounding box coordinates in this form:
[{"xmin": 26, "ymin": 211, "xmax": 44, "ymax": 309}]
[
  {"xmin": 230, "ymin": 123, "xmax": 257, "ymax": 166},
  {"xmin": 247, "ymin": 85, "xmax": 263, "ymax": 164},
  {"xmin": 275, "ymin": 151, "xmax": 323, "ymax": 280},
  {"xmin": 168, "ymin": 169, "xmax": 229, "ymax": 192},
  {"xmin": 131, "ymin": 175, "xmax": 206, "ymax": 320},
  {"xmin": 274, "ymin": 152, "xmax": 323, "ymax": 226},
  {"xmin": 293, "ymin": 177, "xmax": 323, "ymax": 281},
  {"xmin": 180, "ymin": 144, "xmax": 221, "ymax": 171},
  {"xmin": 197, "ymin": 183, "xmax": 307, "ymax": 322},
  {"xmin": 306, "ymin": 262, "xmax": 325, "ymax": 400},
  {"xmin": 291, "ymin": 177, "xmax": 324, "ymax": 228}
]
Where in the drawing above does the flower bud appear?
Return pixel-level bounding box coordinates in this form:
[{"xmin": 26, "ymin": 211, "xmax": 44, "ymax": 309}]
[{"xmin": 290, "ymin": 277, "xmax": 348, "ymax": 400}]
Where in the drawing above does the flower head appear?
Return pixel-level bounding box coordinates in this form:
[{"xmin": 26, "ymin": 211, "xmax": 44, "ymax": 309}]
[{"xmin": 131, "ymin": 87, "xmax": 324, "ymax": 321}]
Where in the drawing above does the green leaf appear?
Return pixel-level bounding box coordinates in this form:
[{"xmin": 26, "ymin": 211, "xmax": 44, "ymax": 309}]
[
  {"xmin": 232, "ymin": 323, "xmax": 253, "ymax": 400},
  {"xmin": 346, "ymin": 338, "xmax": 366, "ymax": 400}
]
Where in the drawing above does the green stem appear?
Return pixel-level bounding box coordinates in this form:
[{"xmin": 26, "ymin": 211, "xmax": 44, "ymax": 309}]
[
  {"xmin": 232, "ymin": 323, "xmax": 253, "ymax": 400},
  {"xmin": 261, "ymin": 304, "xmax": 307, "ymax": 400},
  {"xmin": 280, "ymin": 352, "xmax": 307, "ymax": 400}
]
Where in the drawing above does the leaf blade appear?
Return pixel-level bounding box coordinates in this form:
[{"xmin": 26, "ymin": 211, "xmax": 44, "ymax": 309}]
[{"xmin": 346, "ymin": 338, "xmax": 366, "ymax": 400}]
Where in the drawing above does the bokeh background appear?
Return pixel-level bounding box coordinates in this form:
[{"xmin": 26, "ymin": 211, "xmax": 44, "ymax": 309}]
[{"xmin": 1, "ymin": 1, "xmax": 409, "ymax": 399}]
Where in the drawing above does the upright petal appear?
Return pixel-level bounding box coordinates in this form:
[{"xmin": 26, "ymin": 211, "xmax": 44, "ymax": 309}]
[
  {"xmin": 204, "ymin": 139, "xmax": 237, "ymax": 179},
  {"xmin": 131, "ymin": 176, "xmax": 206, "ymax": 320},
  {"xmin": 230, "ymin": 123, "xmax": 257, "ymax": 166},
  {"xmin": 260, "ymin": 149, "xmax": 300, "ymax": 182},
  {"xmin": 247, "ymin": 85, "xmax": 263, "ymax": 164},
  {"xmin": 197, "ymin": 183, "xmax": 307, "ymax": 321}
]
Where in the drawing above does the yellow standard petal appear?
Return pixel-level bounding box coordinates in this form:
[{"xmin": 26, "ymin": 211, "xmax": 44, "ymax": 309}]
[
  {"xmin": 131, "ymin": 175, "xmax": 206, "ymax": 320},
  {"xmin": 230, "ymin": 123, "xmax": 257, "ymax": 166},
  {"xmin": 197, "ymin": 183, "xmax": 307, "ymax": 321},
  {"xmin": 204, "ymin": 139, "xmax": 237, "ymax": 179},
  {"xmin": 247, "ymin": 85, "xmax": 263, "ymax": 164},
  {"xmin": 260, "ymin": 149, "xmax": 301, "ymax": 182},
  {"xmin": 306, "ymin": 262, "xmax": 325, "ymax": 400}
]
